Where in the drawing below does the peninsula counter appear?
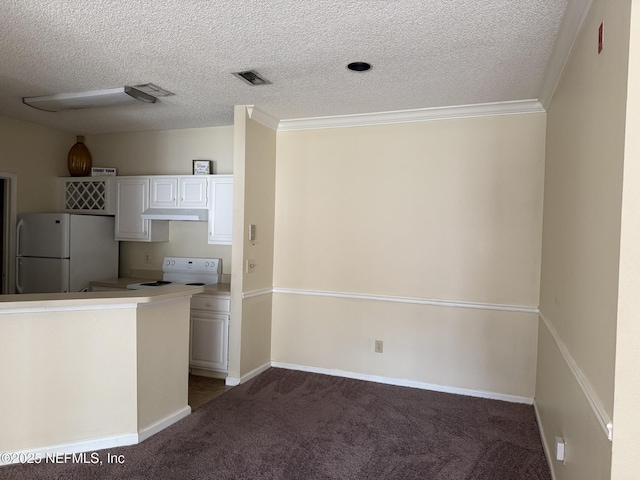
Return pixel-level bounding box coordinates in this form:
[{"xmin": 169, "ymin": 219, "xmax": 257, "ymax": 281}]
[{"xmin": 0, "ymin": 285, "xmax": 203, "ymax": 463}]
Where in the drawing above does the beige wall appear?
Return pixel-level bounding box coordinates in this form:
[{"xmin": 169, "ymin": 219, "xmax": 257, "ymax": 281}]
[
  {"xmin": 85, "ymin": 126, "xmax": 234, "ymax": 277},
  {"xmin": 611, "ymin": 2, "xmax": 640, "ymax": 478},
  {"xmin": 272, "ymin": 295, "xmax": 539, "ymax": 397},
  {"xmin": 0, "ymin": 116, "xmax": 72, "ymax": 213},
  {"xmin": 86, "ymin": 127, "xmax": 234, "ymax": 176},
  {"xmin": 274, "ymin": 116, "xmax": 545, "ymax": 305},
  {"xmin": 242, "ymin": 117, "xmax": 277, "ymax": 295},
  {"xmin": 535, "ymin": 324, "xmax": 612, "ymax": 479},
  {"xmin": 239, "ymin": 112, "xmax": 276, "ymax": 376},
  {"xmin": 536, "ymin": 0, "xmax": 632, "ymax": 477},
  {"xmin": 0, "ymin": 308, "xmax": 139, "ymax": 451},
  {"xmin": 272, "ymin": 113, "xmax": 546, "ymax": 397},
  {"xmin": 229, "ymin": 107, "xmax": 277, "ymax": 381},
  {"xmin": 136, "ymin": 298, "xmax": 191, "ymax": 431}
]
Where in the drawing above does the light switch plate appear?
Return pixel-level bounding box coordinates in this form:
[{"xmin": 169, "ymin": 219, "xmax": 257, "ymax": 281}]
[{"xmin": 246, "ymin": 259, "xmax": 255, "ymax": 273}]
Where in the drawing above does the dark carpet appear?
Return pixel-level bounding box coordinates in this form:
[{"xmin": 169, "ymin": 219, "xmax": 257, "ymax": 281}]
[{"xmin": 3, "ymin": 368, "xmax": 551, "ymax": 479}]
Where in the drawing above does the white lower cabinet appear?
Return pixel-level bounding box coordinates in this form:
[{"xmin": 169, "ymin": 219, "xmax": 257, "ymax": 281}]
[{"xmin": 189, "ymin": 295, "xmax": 229, "ymax": 373}]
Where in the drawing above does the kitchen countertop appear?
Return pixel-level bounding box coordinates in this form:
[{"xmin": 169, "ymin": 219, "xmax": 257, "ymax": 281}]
[
  {"xmin": 89, "ymin": 278, "xmax": 231, "ymax": 297},
  {"xmin": 0, "ymin": 284, "xmax": 204, "ymax": 310}
]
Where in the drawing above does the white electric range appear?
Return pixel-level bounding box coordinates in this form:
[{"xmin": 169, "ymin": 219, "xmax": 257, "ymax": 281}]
[{"xmin": 127, "ymin": 256, "xmax": 222, "ymax": 290}]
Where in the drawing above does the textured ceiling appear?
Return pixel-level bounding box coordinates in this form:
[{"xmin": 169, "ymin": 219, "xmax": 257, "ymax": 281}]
[{"xmin": 0, "ymin": 0, "xmax": 568, "ymax": 134}]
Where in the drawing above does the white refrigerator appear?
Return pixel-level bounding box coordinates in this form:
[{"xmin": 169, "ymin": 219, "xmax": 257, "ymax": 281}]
[{"xmin": 16, "ymin": 213, "xmax": 119, "ymax": 294}]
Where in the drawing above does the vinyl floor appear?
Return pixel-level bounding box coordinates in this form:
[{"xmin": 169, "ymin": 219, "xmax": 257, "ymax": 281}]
[{"xmin": 188, "ymin": 374, "xmax": 233, "ymax": 410}]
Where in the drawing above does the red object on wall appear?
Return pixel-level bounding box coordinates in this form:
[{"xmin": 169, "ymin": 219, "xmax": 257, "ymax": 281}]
[{"xmin": 598, "ymin": 22, "xmax": 604, "ymax": 54}]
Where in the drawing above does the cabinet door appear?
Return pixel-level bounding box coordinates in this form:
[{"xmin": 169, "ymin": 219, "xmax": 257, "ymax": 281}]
[
  {"xmin": 208, "ymin": 176, "xmax": 233, "ymax": 245},
  {"xmin": 150, "ymin": 177, "xmax": 178, "ymax": 208},
  {"xmin": 115, "ymin": 177, "xmax": 150, "ymax": 241},
  {"xmin": 115, "ymin": 177, "xmax": 169, "ymax": 242},
  {"xmin": 189, "ymin": 312, "xmax": 229, "ymax": 372},
  {"xmin": 179, "ymin": 177, "xmax": 208, "ymax": 208}
]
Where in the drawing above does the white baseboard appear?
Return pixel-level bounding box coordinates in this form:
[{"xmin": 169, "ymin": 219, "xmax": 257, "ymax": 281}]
[
  {"xmin": 138, "ymin": 406, "xmax": 191, "ymax": 443},
  {"xmin": 0, "ymin": 433, "xmax": 139, "ymax": 466},
  {"xmin": 190, "ymin": 367, "xmax": 227, "ymax": 379},
  {"xmin": 1, "ymin": 406, "xmax": 192, "ymax": 467},
  {"xmin": 225, "ymin": 376, "xmax": 240, "ymax": 386},
  {"xmin": 226, "ymin": 362, "xmax": 272, "ymax": 387},
  {"xmin": 534, "ymin": 400, "xmax": 557, "ymax": 480},
  {"xmin": 271, "ymin": 362, "xmax": 533, "ymax": 405},
  {"xmin": 241, "ymin": 362, "xmax": 272, "ymax": 383}
]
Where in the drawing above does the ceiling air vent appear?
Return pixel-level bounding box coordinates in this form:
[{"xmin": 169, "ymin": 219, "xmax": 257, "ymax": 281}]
[
  {"xmin": 132, "ymin": 83, "xmax": 175, "ymax": 97},
  {"xmin": 232, "ymin": 70, "xmax": 271, "ymax": 86}
]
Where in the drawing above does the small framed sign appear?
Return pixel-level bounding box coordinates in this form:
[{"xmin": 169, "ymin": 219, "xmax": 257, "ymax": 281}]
[
  {"xmin": 91, "ymin": 167, "xmax": 117, "ymax": 176},
  {"xmin": 192, "ymin": 160, "xmax": 212, "ymax": 175}
]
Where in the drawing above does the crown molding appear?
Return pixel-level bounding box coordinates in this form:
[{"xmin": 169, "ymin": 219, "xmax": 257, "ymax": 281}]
[
  {"xmin": 538, "ymin": 0, "xmax": 595, "ymax": 108},
  {"xmin": 246, "ymin": 105, "xmax": 280, "ymax": 131},
  {"xmin": 277, "ymin": 99, "xmax": 545, "ymax": 131}
]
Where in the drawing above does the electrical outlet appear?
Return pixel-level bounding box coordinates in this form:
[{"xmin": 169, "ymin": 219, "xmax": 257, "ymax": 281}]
[
  {"xmin": 144, "ymin": 252, "xmax": 151, "ymax": 264},
  {"xmin": 555, "ymin": 437, "xmax": 565, "ymax": 463},
  {"xmin": 375, "ymin": 340, "xmax": 383, "ymax": 353}
]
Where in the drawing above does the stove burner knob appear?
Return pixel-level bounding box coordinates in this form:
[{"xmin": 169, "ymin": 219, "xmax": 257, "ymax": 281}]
[
  {"xmin": 165, "ymin": 259, "xmax": 170, "ymax": 265},
  {"xmin": 205, "ymin": 261, "xmax": 210, "ymax": 267}
]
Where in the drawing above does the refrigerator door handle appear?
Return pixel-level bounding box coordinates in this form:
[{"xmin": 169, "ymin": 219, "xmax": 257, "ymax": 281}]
[
  {"xmin": 16, "ymin": 218, "xmax": 24, "ymax": 256},
  {"xmin": 16, "ymin": 258, "xmax": 23, "ymax": 294}
]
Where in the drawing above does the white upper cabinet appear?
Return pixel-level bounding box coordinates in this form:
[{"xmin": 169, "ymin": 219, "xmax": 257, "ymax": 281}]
[
  {"xmin": 115, "ymin": 177, "xmax": 169, "ymax": 242},
  {"xmin": 179, "ymin": 177, "xmax": 208, "ymax": 208},
  {"xmin": 150, "ymin": 177, "xmax": 178, "ymax": 208},
  {"xmin": 62, "ymin": 174, "xmax": 229, "ymax": 243},
  {"xmin": 208, "ymin": 175, "xmax": 233, "ymax": 245},
  {"xmin": 150, "ymin": 176, "xmax": 208, "ymax": 209}
]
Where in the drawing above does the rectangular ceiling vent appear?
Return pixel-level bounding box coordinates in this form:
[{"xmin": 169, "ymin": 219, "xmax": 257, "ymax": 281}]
[
  {"xmin": 132, "ymin": 83, "xmax": 175, "ymax": 97},
  {"xmin": 232, "ymin": 70, "xmax": 271, "ymax": 86}
]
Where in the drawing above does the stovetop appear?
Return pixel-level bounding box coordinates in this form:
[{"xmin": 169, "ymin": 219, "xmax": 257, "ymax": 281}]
[{"xmin": 128, "ymin": 257, "xmax": 222, "ymax": 290}]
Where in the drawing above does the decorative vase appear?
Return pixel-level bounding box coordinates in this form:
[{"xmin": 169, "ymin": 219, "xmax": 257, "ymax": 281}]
[{"xmin": 67, "ymin": 135, "xmax": 92, "ymax": 177}]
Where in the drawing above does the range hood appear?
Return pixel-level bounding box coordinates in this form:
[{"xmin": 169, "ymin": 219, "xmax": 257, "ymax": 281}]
[{"xmin": 141, "ymin": 208, "xmax": 208, "ymax": 221}]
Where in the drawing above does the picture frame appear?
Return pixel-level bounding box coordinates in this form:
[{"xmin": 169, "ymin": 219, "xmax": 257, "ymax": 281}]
[{"xmin": 192, "ymin": 160, "xmax": 212, "ymax": 175}]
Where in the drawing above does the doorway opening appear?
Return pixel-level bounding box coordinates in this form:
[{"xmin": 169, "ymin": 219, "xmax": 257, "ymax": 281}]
[{"xmin": 0, "ymin": 173, "xmax": 17, "ymax": 294}]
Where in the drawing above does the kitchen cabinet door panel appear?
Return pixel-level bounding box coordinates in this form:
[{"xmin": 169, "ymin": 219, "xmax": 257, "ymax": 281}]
[
  {"xmin": 150, "ymin": 177, "xmax": 178, "ymax": 208},
  {"xmin": 115, "ymin": 177, "xmax": 169, "ymax": 242},
  {"xmin": 189, "ymin": 312, "xmax": 228, "ymax": 372},
  {"xmin": 179, "ymin": 177, "xmax": 208, "ymax": 208},
  {"xmin": 208, "ymin": 175, "xmax": 233, "ymax": 245}
]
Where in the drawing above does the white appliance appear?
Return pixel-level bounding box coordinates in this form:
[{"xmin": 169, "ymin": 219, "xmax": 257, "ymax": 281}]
[
  {"xmin": 127, "ymin": 256, "xmax": 222, "ymax": 289},
  {"xmin": 16, "ymin": 213, "xmax": 119, "ymax": 294}
]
